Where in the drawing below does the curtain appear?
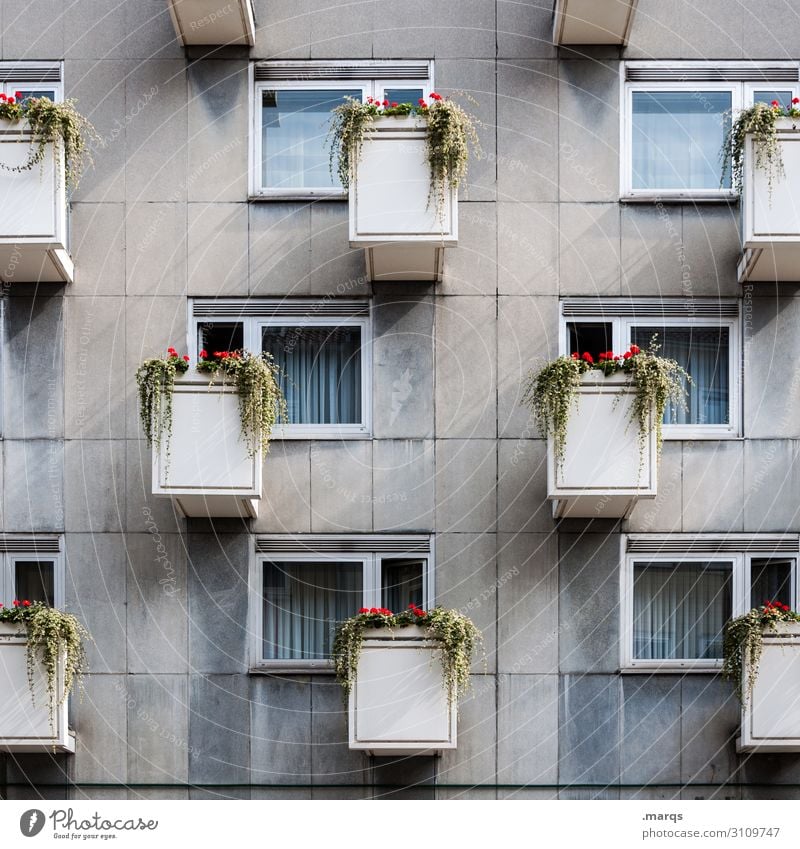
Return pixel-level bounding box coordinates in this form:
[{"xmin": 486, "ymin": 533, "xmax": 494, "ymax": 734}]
[
  {"xmin": 633, "ymin": 561, "xmax": 732, "ymax": 660},
  {"xmin": 263, "ymin": 326, "xmax": 361, "ymax": 425},
  {"xmin": 381, "ymin": 559, "xmax": 424, "ymax": 614},
  {"xmin": 632, "ymin": 326, "xmax": 729, "ymax": 425},
  {"xmin": 261, "ymin": 88, "xmax": 361, "ymax": 189},
  {"xmin": 632, "ymin": 91, "xmax": 731, "ymax": 190},
  {"xmin": 263, "ymin": 561, "xmax": 363, "ymax": 660},
  {"xmin": 14, "ymin": 561, "xmax": 54, "ymax": 606},
  {"xmin": 750, "ymin": 558, "xmax": 793, "ymax": 609}
]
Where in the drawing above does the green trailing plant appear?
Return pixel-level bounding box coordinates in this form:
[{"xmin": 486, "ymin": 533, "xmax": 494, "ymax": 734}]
[
  {"xmin": 0, "ymin": 601, "xmax": 90, "ymax": 733},
  {"xmin": 722, "ymin": 98, "xmax": 800, "ymax": 195},
  {"xmin": 722, "ymin": 601, "xmax": 800, "ymax": 705},
  {"xmin": 0, "ymin": 93, "xmax": 99, "ymax": 189},
  {"xmin": 332, "ymin": 604, "xmax": 483, "ymax": 706},
  {"xmin": 327, "ymin": 92, "xmax": 480, "ymax": 222},
  {"xmin": 196, "ymin": 349, "xmax": 287, "ymax": 457},
  {"xmin": 521, "ymin": 341, "xmax": 689, "ymax": 472},
  {"xmin": 135, "ymin": 347, "xmax": 190, "ymax": 465}
]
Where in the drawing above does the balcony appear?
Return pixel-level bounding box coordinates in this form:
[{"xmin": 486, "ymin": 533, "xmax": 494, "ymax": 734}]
[
  {"xmin": 547, "ymin": 371, "xmax": 657, "ymax": 519},
  {"xmin": 348, "ymin": 626, "xmax": 457, "ymax": 756},
  {"xmin": 0, "ymin": 623, "xmax": 74, "ymax": 753},
  {"xmin": 739, "ymin": 119, "xmax": 800, "ymax": 283},
  {"xmin": 152, "ymin": 375, "xmax": 262, "ymax": 518},
  {"xmin": 552, "ymin": 0, "xmax": 638, "ymax": 45},
  {"xmin": 349, "ymin": 116, "xmax": 457, "ymax": 282},
  {"xmin": 0, "ymin": 123, "xmax": 72, "ymax": 284},
  {"xmin": 739, "ymin": 623, "xmax": 800, "ymax": 753},
  {"xmin": 167, "ymin": 0, "xmax": 255, "ymax": 46}
]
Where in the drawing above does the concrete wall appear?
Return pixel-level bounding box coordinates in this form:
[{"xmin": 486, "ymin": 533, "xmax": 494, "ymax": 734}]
[{"xmin": 1, "ymin": 0, "xmax": 799, "ymax": 799}]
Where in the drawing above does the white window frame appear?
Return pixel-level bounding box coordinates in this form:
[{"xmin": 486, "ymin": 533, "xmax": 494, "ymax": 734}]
[
  {"xmin": 621, "ymin": 543, "xmax": 798, "ymax": 672},
  {"xmin": 2, "ymin": 82, "xmax": 62, "ymax": 101},
  {"xmin": 249, "ymin": 62, "xmax": 432, "ymax": 199},
  {"xmin": 620, "ymin": 63, "xmax": 800, "ymax": 201},
  {"xmin": 0, "ymin": 548, "xmax": 65, "ymax": 608},
  {"xmin": 558, "ymin": 303, "xmax": 741, "ymax": 439},
  {"xmin": 249, "ymin": 540, "xmax": 434, "ymax": 671},
  {"xmin": 189, "ymin": 302, "xmax": 372, "ymax": 440}
]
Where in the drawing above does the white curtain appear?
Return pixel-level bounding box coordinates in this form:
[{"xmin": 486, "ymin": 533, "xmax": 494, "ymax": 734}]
[
  {"xmin": 263, "ymin": 561, "xmax": 363, "ymax": 660},
  {"xmin": 632, "ymin": 91, "xmax": 731, "ymax": 190},
  {"xmin": 633, "ymin": 561, "xmax": 732, "ymax": 660},
  {"xmin": 263, "ymin": 326, "xmax": 361, "ymax": 425},
  {"xmin": 632, "ymin": 326, "xmax": 729, "ymax": 425}
]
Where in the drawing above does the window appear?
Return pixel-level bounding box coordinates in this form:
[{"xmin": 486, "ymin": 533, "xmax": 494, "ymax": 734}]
[
  {"xmin": 622, "ymin": 536, "xmax": 799, "ymax": 670},
  {"xmin": 0, "ymin": 62, "xmax": 62, "ymax": 104},
  {"xmin": 560, "ymin": 299, "xmax": 740, "ymax": 438},
  {"xmin": 191, "ymin": 298, "xmax": 371, "ymax": 438},
  {"xmin": 0, "ymin": 538, "xmax": 63, "ymax": 608},
  {"xmin": 621, "ymin": 62, "xmax": 800, "ymax": 198},
  {"xmin": 251, "ymin": 61, "xmax": 432, "ymax": 197},
  {"xmin": 251, "ymin": 536, "xmax": 433, "ymax": 668}
]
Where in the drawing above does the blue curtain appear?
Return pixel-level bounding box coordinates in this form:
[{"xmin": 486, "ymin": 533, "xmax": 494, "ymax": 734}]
[
  {"xmin": 632, "ymin": 326, "xmax": 729, "ymax": 425},
  {"xmin": 263, "ymin": 561, "xmax": 363, "ymax": 660},
  {"xmin": 263, "ymin": 326, "xmax": 361, "ymax": 425},
  {"xmin": 632, "ymin": 91, "xmax": 731, "ymax": 190},
  {"xmin": 633, "ymin": 561, "xmax": 732, "ymax": 660}
]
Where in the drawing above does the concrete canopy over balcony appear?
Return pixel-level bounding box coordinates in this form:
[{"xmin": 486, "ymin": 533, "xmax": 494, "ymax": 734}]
[
  {"xmin": 552, "ymin": 0, "xmax": 638, "ymax": 45},
  {"xmin": 167, "ymin": 0, "xmax": 256, "ymax": 47}
]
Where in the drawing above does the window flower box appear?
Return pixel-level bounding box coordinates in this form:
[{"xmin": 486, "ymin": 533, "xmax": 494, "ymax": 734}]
[
  {"xmin": 0, "ymin": 120, "xmax": 71, "ymax": 284},
  {"xmin": 167, "ymin": 0, "xmax": 255, "ymax": 46},
  {"xmin": 738, "ymin": 117, "xmax": 800, "ymax": 282},
  {"xmin": 0, "ymin": 622, "xmax": 74, "ymax": 753},
  {"xmin": 553, "ymin": 0, "xmax": 638, "ymax": 45}
]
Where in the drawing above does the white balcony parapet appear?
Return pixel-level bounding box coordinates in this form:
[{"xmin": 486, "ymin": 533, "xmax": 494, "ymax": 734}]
[
  {"xmin": 152, "ymin": 374, "xmax": 262, "ymax": 518},
  {"xmin": 739, "ymin": 623, "xmax": 800, "ymax": 753},
  {"xmin": 349, "ymin": 116, "xmax": 457, "ymax": 283},
  {"xmin": 739, "ymin": 118, "xmax": 800, "ymax": 283},
  {"xmin": 167, "ymin": 0, "xmax": 256, "ymax": 47},
  {"xmin": 552, "ymin": 0, "xmax": 638, "ymax": 45},
  {"xmin": 348, "ymin": 625, "xmax": 457, "ymax": 756},
  {"xmin": 0, "ymin": 121, "xmax": 72, "ymax": 284},
  {"xmin": 547, "ymin": 371, "xmax": 657, "ymax": 519},
  {"xmin": 0, "ymin": 623, "xmax": 74, "ymax": 753}
]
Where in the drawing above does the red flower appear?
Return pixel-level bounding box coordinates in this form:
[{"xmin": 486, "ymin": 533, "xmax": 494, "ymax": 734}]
[
  {"xmin": 22, "ymin": 600, "xmax": 30, "ymax": 607},
  {"xmin": 0, "ymin": 94, "xmax": 6, "ymax": 101},
  {"xmin": 570, "ymin": 352, "xmax": 578, "ymax": 359},
  {"xmin": 369, "ymin": 607, "xmax": 378, "ymax": 614},
  {"xmin": 167, "ymin": 347, "xmax": 176, "ymax": 354},
  {"xmin": 7, "ymin": 98, "xmax": 14, "ymax": 105},
  {"xmin": 794, "ymin": 98, "xmax": 800, "ymax": 105},
  {"xmin": 12, "ymin": 600, "xmax": 19, "ymax": 607},
  {"xmin": 391, "ymin": 102, "xmax": 398, "ymax": 108},
  {"xmin": 382, "ymin": 100, "xmax": 389, "ymax": 107},
  {"xmin": 430, "ymin": 92, "xmax": 442, "ymax": 101},
  {"xmin": 418, "ymin": 99, "xmax": 427, "ymax": 108},
  {"xmin": 629, "ymin": 345, "xmax": 640, "ymax": 355},
  {"xmin": 199, "ymin": 349, "xmax": 207, "ymax": 359},
  {"xmin": 366, "ymin": 96, "xmax": 374, "ymax": 104},
  {"xmin": 183, "ymin": 355, "xmax": 190, "ymax": 362},
  {"xmin": 772, "ymin": 100, "xmax": 780, "ymax": 107},
  {"xmin": 623, "ymin": 351, "xmax": 632, "ymax": 359},
  {"xmin": 598, "ymin": 352, "xmax": 607, "ymax": 361},
  {"xmin": 359, "ymin": 607, "xmax": 369, "ymax": 614},
  {"xmin": 14, "ymin": 91, "xmax": 22, "ymax": 101},
  {"xmin": 581, "ymin": 352, "xmax": 594, "ymax": 364}
]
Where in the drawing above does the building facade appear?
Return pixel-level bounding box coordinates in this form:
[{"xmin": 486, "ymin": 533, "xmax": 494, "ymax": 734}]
[{"xmin": 1, "ymin": 0, "xmax": 799, "ymax": 800}]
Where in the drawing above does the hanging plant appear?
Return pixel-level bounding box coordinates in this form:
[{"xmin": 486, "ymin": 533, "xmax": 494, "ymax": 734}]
[
  {"xmin": 135, "ymin": 347, "xmax": 190, "ymax": 465},
  {"xmin": 721, "ymin": 98, "xmax": 800, "ymax": 196},
  {"xmin": 0, "ymin": 601, "xmax": 90, "ymax": 733},
  {"xmin": 521, "ymin": 341, "xmax": 689, "ymax": 472},
  {"xmin": 722, "ymin": 601, "xmax": 800, "ymax": 705},
  {"xmin": 332, "ymin": 604, "xmax": 483, "ymax": 706},
  {"xmin": 196, "ymin": 349, "xmax": 287, "ymax": 457},
  {"xmin": 0, "ymin": 93, "xmax": 99, "ymax": 189},
  {"xmin": 327, "ymin": 92, "xmax": 480, "ymax": 222}
]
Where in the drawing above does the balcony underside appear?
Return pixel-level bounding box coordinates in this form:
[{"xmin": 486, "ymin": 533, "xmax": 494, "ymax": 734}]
[
  {"xmin": 166, "ymin": 493, "xmax": 258, "ymax": 519},
  {"xmin": 738, "ymin": 244, "xmax": 800, "ymax": 283},
  {"xmin": 0, "ymin": 242, "xmax": 73, "ymax": 284},
  {"xmin": 167, "ymin": 0, "xmax": 256, "ymax": 46},
  {"xmin": 360, "ymin": 243, "xmax": 449, "ymax": 282},
  {"xmin": 551, "ymin": 493, "xmax": 654, "ymax": 520},
  {"xmin": 552, "ymin": 0, "xmax": 638, "ymax": 45}
]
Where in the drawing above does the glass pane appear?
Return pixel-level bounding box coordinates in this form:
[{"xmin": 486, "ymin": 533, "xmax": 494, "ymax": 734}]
[
  {"xmin": 382, "ymin": 88, "xmax": 424, "ymax": 106},
  {"xmin": 263, "ymin": 561, "xmax": 363, "ymax": 660},
  {"xmin": 14, "ymin": 561, "xmax": 55, "ymax": 606},
  {"xmin": 754, "ymin": 90, "xmax": 793, "ymax": 108},
  {"xmin": 261, "ymin": 88, "xmax": 361, "ymax": 189},
  {"xmin": 567, "ymin": 322, "xmax": 613, "ymax": 360},
  {"xmin": 198, "ymin": 321, "xmax": 243, "ymax": 357},
  {"xmin": 751, "ymin": 558, "xmax": 793, "ymax": 609},
  {"xmin": 633, "ymin": 561, "xmax": 732, "ymax": 660},
  {"xmin": 631, "ymin": 325, "xmax": 729, "ymax": 425},
  {"xmin": 262, "ymin": 325, "xmax": 362, "ymax": 425},
  {"xmin": 632, "ymin": 90, "xmax": 732, "ymax": 190},
  {"xmin": 382, "ymin": 559, "xmax": 424, "ymax": 613},
  {"xmin": 14, "ymin": 90, "xmax": 56, "ymax": 101}
]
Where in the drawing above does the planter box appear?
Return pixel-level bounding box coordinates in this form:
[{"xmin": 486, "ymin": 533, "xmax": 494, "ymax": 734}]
[
  {"xmin": 0, "ymin": 121, "xmax": 71, "ymax": 284},
  {"xmin": 553, "ymin": 0, "xmax": 638, "ymax": 45},
  {"xmin": 739, "ymin": 622, "xmax": 800, "ymax": 753},
  {"xmin": 349, "ymin": 116, "xmax": 458, "ymax": 283},
  {"xmin": 348, "ymin": 625, "xmax": 457, "ymax": 756},
  {"xmin": 151, "ymin": 374, "xmax": 262, "ymax": 518},
  {"xmin": 739, "ymin": 119, "xmax": 800, "ymax": 282},
  {"xmin": 0, "ymin": 623, "xmax": 74, "ymax": 753},
  {"xmin": 167, "ymin": 0, "xmax": 255, "ymax": 46},
  {"xmin": 547, "ymin": 371, "xmax": 657, "ymax": 519}
]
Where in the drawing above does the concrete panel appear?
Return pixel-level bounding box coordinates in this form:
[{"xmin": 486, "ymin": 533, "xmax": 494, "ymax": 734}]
[
  {"xmin": 70, "ymin": 203, "xmax": 126, "ymax": 296},
  {"xmin": 625, "ymin": 441, "xmax": 683, "ymax": 533},
  {"xmin": 434, "ymin": 0, "xmax": 496, "ymax": 59},
  {"xmin": 624, "ymin": 0, "xmax": 683, "ymax": 59},
  {"xmin": 559, "ymin": 203, "xmax": 621, "ymax": 295},
  {"xmin": 681, "ymin": 207, "xmax": 740, "ymax": 297},
  {"xmin": 3, "ymin": 440, "xmax": 64, "ymax": 532},
  {"xmin": 64, "ymin": 439, "xmax": 125, "ymax": 532},
  {"xmin": 679, "ymin": 0, "xmax": 743, "ymax": 59},
  {"xmin": 497, "ymin": 439, "xmax": 552, "ymax": 533},
  {"xmin": 125, "ymin": 203, "xmax": 188, "ymax": 296},
  {"xmin": 253, "ymin": 441, "xmax": 312, "ymax": 533},
  {"xmin": 122, "ymin": 0, "xmax": 184, "ymax": 59},
  {"xmin": 373, "ymin": 439, "xmax": 434, "ymax": 531},
  {"xmin": 682, "ymin": 441, "xmax": 744, "ymax": 533},
  {"xmin": 310, "ymin": 676, "xmax": 369, "ymax": 784},
  {"xmin": 434, "ymin": 439, "xmax": 497, "ymax": 533},
  {"xmin": 248, "ymin": 203, "xmax": 312, "ymax": 296},
  {"xmin": 252, "ymin": 0, "xmax": 312, "ymax": 58},
  {"xmin": 680, "ymin": 676, "xmax": 739, "ymax": 785},
  {"xmin": 442, "ymin": 202, "xmax": 497, "ymax": 295},
  {"xmin": 373, "ymin": 0, "xmax": 436, "ymax": 58},
  {"xmin": 126, "ymin": 438, "xmax": 185, "ymax": 534},
  {"xmin": 497, "ymin": 533, "xmax": 558, "ymax": 674},
  {"xmin": 187, "ymin": 203, "xmax": 249, "ymax": 296},
  {"xmin": 497, "ymin": 0, "xmax": 557, "ymax": 59},
  {"xmin": 309, "ymin": 0, "xmax": 375, "ymax": 59},
  {"xmin": 497, "ymin": 202, "xmax": 559, "ymax": 296},
  {"xmin": 309, "ymin": 441, "xmax": 373, "ymax": 532},
  {"xmin": 308, "ymin": 202, "xmax": 371, "ymax": 295},
  {"xmin": 621, "ymin": 204, "xmax": 685, "ymax": 297},
  {"xmin": 497, "ymin": 674, "xmax": 558, "ymax": 785},
  {"xmin": 743, "ymin": 440, "xmax": 800, "ymax": 533},
  {"xmin": 438, "ymin": 674, "xmax": 497, "ymax": 785},
  {"xmin": 2, "ymin": 0, "xmax": 63, "ymax": 60},
  {"xmin": 72, "ymin": 674, "xmax": 128, "ymax": 784}
]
